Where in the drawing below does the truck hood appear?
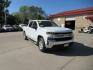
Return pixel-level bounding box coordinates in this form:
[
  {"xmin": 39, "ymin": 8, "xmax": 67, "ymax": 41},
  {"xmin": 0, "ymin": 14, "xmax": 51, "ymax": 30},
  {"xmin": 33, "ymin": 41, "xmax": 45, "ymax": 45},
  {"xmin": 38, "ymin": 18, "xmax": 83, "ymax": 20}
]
[{"xmin": 42, "ymin": 27, "xmax": 72, "ymax": 33}]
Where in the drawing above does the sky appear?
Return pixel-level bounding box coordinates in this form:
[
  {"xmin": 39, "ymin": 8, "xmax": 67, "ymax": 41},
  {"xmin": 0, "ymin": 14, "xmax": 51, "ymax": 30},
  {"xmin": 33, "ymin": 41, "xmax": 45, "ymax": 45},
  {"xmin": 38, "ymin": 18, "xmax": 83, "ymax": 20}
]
[{"xmin": 8, "ymin": 0, "xmax": 93, "ymax": 15}]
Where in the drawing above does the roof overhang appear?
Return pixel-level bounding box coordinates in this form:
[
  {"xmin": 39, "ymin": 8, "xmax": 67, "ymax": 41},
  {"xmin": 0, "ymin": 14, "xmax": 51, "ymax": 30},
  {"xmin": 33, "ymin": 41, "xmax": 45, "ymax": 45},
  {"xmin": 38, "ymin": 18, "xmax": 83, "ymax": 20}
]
[{"xmin": 49, "ymin": 7, "xmax": 93, "ymax": 18}]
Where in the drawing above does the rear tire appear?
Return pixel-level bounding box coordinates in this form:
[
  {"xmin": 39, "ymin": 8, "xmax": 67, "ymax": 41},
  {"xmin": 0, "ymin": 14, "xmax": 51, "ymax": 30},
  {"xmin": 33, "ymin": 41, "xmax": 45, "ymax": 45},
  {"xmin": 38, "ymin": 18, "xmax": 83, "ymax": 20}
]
[
  {"xmin": 38, "ymin": 37, "xmax": 46, "ymax": 52},
  {"xmin": 23, "ymin": 32, "xmax": 28, "ymax": 40}
]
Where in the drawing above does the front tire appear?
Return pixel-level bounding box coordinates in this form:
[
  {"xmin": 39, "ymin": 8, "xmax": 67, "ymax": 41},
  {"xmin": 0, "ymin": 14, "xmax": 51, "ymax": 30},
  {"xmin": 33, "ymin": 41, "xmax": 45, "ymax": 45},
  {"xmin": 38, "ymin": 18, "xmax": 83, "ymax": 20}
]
[{"xmin": 38, "ymin": 37, "xmax": 46, "ymax": 52}]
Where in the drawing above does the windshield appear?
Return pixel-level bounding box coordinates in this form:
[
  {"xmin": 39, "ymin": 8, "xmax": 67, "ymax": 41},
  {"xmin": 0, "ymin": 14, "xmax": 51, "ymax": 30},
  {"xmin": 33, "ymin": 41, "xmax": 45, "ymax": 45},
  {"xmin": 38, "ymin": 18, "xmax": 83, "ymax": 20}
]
[{"xmin": 39, "ymin": 21, "xmax": 58, "ymax": 27}]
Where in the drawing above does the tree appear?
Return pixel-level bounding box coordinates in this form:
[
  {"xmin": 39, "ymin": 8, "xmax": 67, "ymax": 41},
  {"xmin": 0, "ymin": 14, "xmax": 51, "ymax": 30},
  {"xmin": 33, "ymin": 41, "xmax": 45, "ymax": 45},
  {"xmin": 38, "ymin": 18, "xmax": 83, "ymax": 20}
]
[
  {"xmin": 13, "ymin": 5, "xmax": 47, "ymax": 24},
  {"xmin": 28, "ymin": 6, "xmax": 47, "ymax": 19},
  {"xmin": 0, "ymin": 0, "xmax": 11, "ymax": 26},
  {"xmin": 3, "ymin": 0, "xmax": 11, "ymax": 8},
  {"xmin": 13, "ymin": 12, "xmax": 24, "ymax": 24},
  {"xmin": 7, "ymin": 15, "xmax": 17, "ymax": 25}
]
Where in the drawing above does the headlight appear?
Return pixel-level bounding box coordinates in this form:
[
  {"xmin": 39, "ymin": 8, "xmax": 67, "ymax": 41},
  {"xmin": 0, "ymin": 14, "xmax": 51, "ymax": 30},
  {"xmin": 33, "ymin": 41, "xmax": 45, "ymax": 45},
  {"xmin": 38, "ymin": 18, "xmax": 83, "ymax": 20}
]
[{"xmin": 46, "ymin": 32, "xmax": 55, "ymax": 37}]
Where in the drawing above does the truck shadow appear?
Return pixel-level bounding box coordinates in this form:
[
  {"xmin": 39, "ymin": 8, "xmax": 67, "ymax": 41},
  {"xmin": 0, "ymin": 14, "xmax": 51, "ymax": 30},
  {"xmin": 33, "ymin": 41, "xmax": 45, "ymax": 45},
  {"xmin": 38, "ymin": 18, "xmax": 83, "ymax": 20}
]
[{"xmin": 45, "ymin": 42, "xmax": 93, "ymax": 56}]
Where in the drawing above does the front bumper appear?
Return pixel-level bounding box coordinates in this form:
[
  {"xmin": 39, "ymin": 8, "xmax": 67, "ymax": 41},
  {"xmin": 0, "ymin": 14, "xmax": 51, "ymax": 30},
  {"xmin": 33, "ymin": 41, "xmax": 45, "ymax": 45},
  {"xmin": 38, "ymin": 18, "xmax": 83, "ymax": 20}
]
[{"xmin": 46, "ymin": 39, "xmax": 73, "ymax": 48}]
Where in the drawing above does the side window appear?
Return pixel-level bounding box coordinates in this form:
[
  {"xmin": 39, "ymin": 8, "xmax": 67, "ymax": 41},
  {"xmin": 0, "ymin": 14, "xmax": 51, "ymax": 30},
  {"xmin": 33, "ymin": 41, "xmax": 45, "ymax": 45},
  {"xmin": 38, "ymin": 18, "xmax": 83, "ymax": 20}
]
[
  {"xmin": 31, "ymin": 21, "xmax": 37, "ymax": 29},
  {"xmin": 29, "ymin": 21, "xmax": 33, "ymax": 27}
]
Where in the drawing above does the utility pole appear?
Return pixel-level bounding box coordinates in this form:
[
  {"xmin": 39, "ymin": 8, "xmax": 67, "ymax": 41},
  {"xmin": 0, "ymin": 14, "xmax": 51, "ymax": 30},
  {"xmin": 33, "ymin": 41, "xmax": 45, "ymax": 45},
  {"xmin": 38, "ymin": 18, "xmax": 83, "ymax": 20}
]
[
  {"xmin": 0, "ymin": 0, "xmax": 4, "ymax": 26},
  {"xmin": 4, "ymin": 8, "xmax": 8, "ymax": 25},
  {"xmin": 3, "ymin": 0, "xmax": 11, "ymax": 25}
]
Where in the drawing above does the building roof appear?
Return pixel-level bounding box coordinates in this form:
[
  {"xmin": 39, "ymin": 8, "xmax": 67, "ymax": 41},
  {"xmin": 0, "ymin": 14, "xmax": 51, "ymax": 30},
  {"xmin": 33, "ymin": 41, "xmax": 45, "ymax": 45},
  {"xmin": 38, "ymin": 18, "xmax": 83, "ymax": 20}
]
[{"xmin": 50, "ymin": 7, "xmax": 93, "ymax": 18}]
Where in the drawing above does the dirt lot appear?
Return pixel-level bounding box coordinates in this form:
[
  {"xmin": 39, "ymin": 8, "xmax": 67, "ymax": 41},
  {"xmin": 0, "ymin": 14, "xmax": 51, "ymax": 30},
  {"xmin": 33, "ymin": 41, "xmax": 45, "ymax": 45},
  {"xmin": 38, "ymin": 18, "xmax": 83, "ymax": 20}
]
[{"xmin": 0, "ymin": 31, "xmax": 93, "ymax": 70}]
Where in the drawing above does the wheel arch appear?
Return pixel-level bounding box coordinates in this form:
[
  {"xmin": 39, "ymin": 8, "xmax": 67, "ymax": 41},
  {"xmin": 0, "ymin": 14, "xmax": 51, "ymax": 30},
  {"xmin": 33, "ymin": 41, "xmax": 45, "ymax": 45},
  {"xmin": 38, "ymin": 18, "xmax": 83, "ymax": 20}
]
[{"xmin": 37, "ymin": 35, "xmax": 44, "ymax": 45}]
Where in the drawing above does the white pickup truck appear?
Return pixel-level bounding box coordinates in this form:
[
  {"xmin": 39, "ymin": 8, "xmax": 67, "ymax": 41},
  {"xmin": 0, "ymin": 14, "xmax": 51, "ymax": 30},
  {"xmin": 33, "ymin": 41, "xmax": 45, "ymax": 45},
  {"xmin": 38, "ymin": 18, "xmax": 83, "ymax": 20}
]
[{"xmin": 23, "ymin": 20, "xmax": 74, "ymax": 52}]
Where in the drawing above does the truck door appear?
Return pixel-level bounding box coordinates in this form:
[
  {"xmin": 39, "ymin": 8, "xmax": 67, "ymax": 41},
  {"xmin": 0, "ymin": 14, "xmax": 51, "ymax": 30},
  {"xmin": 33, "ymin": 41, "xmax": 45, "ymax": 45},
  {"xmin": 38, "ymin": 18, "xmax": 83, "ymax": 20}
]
[
  {"xmin": 26, "ymin": 21, "xmax": 33, "ymax": 38},
  {"xmin": 30, "ymin": 21, "xmax": 38, "ymax": 41}
]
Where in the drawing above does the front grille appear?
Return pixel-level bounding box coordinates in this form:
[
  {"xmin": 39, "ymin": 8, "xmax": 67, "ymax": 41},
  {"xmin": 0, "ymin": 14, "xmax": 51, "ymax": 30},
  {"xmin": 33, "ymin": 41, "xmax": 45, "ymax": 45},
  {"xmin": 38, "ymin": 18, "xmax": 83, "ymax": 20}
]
[
  {"xmin": 52, "ymin": 32, "xmax": 73, "ymax": 37},
  {"xmin": 54, "ymin": 37, "xmax": 73, "ymax": 41},
  {"xmin": 53, "ymin": 32, "xmax": 72, "ymax": 34},
  {"xmin": 47, "ymin": 32, "xmax": 73, "ymax": 41},
  {"xmin": 48, "ymin": 37, "xmax": 73, "ymax": 41}
]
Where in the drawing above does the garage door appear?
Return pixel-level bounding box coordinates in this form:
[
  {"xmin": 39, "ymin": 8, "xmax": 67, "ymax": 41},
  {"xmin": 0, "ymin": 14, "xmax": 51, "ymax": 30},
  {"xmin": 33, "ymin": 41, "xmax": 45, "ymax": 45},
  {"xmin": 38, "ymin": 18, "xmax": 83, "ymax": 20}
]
[
  {"xmin": 65, "ymin": 17, "xmax": 75, "ymax": 30},
  {"xmin": 65, "ymin": 21, "xmax": 75, "ymax": 30}
]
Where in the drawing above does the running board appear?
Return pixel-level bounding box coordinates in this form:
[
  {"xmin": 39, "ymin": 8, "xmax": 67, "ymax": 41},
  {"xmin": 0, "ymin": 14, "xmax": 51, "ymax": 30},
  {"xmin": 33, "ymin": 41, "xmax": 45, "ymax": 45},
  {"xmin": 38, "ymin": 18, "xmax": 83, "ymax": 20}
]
[{"xmin": 28, "ymin": 38, "xmax": 37, "ymax": 45}]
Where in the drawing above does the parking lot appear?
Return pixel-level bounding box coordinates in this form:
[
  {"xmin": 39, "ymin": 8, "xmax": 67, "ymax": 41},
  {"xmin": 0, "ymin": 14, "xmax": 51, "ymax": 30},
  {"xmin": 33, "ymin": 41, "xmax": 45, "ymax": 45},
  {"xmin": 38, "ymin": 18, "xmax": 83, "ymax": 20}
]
[{"xmin": 0, "ymin": 31, "xmax": 93, "ymax": 70}]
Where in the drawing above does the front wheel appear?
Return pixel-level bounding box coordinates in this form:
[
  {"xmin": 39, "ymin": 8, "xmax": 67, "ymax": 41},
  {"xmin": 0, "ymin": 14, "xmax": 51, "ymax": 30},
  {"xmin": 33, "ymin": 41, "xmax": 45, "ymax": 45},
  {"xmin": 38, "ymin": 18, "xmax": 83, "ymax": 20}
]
[{"xmin": 38, "ymin": 37, "xmax": 46, "ymax": 52}]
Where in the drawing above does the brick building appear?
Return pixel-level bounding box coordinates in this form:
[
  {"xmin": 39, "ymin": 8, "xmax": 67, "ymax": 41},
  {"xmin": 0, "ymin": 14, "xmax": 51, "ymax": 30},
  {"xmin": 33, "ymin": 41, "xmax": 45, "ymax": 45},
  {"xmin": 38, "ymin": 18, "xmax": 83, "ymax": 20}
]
[{"xmin": 50, "ymin": 7, "xmax": 93, "ymax": 30}]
